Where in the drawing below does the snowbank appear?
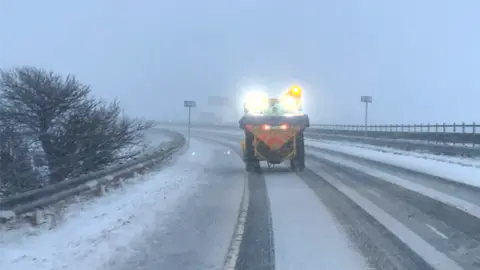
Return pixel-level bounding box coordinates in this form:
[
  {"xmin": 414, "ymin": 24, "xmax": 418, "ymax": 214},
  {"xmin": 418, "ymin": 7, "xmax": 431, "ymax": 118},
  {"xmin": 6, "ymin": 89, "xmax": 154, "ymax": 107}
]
[
  {"xmin": 307, "ymin": 140, "xmax": 480, "ymax": 189},
  {"xmin": 320, "ymin": 140, "xmax": 480, "ymax": 168},
  {"xmin": 0, "ymin": 139, "xmax": 210, "ymax": 270}
]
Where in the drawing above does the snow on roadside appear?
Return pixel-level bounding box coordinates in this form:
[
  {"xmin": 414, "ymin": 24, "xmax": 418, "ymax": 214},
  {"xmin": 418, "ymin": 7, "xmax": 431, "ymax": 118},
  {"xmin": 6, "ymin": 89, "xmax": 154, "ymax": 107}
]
[
  {"xmin": 319, "ymin": 140, "xmax": 480, "ymax": 168},
  {"xmin": 142, "ymin": 129, "xmax": 175, "ymax": 152},
  {"xmin": 0, "ymin": 139, "xmax": 211, "ymax": 270},
  {"xmin": 120, "ymin": 129, "xmax": 173, "ymax": 158},
  {"xmin": 311, "ymin": 132, "xmax": 480, "ymax": 149},
  {"xmin": 307, "ymin": 140, "xmax": 480, "ymax": 189}
]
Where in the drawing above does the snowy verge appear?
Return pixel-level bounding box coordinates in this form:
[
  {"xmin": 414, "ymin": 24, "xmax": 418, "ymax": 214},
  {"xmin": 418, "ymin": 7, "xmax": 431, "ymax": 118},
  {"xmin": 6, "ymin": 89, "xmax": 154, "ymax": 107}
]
[
  {"xmin": 0, "ymin": 139, "xmax": 212, "ymax": 270},
  {"xmin": 119, "ymin": 128, "xmax": 174, "ymax": 161},
  {"xmin": 318, "ymin": 140, "xmax": 480, "ymax": 168},
  {"xmin": 309, "ymin": 131, "xmax": 479, "ymax": 149},
  {"xmin": 307, "ymin": 140, "xmax": 480, "ymax": 189},
  {"xmin": 142, "ymin": 128, "xmax": 177, "ymax": 153},
  {"xmin": 0, "ymin": 130, "xmax": 184, "ymax": 222}
]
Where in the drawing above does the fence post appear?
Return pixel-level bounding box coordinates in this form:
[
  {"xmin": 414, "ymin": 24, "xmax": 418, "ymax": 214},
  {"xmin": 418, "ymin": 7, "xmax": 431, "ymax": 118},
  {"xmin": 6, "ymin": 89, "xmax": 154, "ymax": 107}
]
[
  {"xmin": 473, "ymin": 122, "xmax": 476, "ymax": 147},
  {"xmin": 452, "ymin": 123, "xmax": 457, "ymax": 146}
]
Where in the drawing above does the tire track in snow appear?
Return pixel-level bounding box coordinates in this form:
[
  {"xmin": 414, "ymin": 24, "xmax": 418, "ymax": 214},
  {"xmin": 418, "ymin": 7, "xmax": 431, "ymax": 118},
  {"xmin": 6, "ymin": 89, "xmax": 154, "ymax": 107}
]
[
  {"xmin": 192, "ymin": 129, "xmax": 477, "ymax": 269},
  {"xmin": 297, "ymin": 168, "xmax": 436, "ymax": 270},
  {"xmin": 307, "ymin": 145, "xmax": 480, "ymax": 205},
  {"xmin": 235, "ymin": 171, "xmax": 275, "ymax": 270},
  {"xmin": 306, "ymin": 152, "xmax": 480, "ymax": 269},
  {"xmin": 192, "ymin": 135, "xmax": 276, "ymax": 270}
]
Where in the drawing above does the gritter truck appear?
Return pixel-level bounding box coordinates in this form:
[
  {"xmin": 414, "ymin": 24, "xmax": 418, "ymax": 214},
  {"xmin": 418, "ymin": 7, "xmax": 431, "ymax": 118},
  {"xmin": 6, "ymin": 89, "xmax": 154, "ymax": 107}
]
[{"xmin": 238, "ymin": 85, "xmax": 310, "ymax": 172}]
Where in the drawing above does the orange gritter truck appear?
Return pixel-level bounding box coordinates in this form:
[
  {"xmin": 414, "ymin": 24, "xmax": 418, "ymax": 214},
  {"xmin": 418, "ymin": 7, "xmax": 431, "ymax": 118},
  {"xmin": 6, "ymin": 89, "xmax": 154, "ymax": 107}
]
[{"xmin": 238, "ymin": 86, "xmax": 310, "ymax": 172}]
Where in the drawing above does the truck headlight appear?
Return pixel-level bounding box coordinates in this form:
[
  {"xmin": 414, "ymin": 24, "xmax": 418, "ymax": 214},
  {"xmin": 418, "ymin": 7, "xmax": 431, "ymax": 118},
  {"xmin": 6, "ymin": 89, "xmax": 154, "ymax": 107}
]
[
  {"xmin": 280, "ymin": 95, "xmax": 299, "ymax": 112},
  {"xmin": 244, "ymin": 91, "xmax": 269, "ymax": 113}
]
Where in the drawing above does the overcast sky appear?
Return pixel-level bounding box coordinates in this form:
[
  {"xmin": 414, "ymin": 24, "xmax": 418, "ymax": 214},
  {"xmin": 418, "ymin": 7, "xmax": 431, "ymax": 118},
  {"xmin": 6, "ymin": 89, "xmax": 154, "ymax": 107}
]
[{"xmin": 1, "ymin": 0, "xmax": 479, "ymax": 124}]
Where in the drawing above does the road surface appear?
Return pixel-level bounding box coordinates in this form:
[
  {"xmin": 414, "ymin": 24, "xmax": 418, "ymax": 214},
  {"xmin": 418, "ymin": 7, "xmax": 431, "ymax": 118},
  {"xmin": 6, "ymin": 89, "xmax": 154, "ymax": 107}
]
[
  {"xmin": 2, "ymin": 128, "xmax": 480, "ymax": 270},
  {"xmin": 113, "ymin": 129, "xmax": 480, "ymax": 269}
]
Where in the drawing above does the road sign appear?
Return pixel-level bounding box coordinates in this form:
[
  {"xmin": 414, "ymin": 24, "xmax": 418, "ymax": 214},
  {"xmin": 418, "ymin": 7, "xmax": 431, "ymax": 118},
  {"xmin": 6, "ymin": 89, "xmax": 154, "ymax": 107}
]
[
  {"xmin": 360, "ymin": 96, "xmax": 372, "ymax": 103},
  {"xmin": 184, "ymin": 100, "xmax": 196, "ymax": 145},
  {"xmin": 184, "ymin": 100, "xmax": 196, "ymax": 107},
  {"xmin": 360, "ymin": 96, "xmax": 373, "ymax": 137},
  {"xmin": 208, "ymin": 96, "xmax": 229, "ymax": 106}
]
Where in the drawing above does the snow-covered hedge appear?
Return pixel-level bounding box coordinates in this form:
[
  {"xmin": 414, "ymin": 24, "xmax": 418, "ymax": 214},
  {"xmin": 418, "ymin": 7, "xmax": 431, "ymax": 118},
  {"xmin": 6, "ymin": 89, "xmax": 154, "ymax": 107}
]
[{"xmin": 0, "ymin": 66, "xmax": 154, "ymax": 198}]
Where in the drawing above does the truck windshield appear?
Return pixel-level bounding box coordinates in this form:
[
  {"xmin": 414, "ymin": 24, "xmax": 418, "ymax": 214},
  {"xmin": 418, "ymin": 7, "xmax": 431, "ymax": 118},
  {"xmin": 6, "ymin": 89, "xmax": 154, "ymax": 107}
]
[
  {"xmin": 263, "ymin": 98, "xmax": 299, "ymax": 115},
  {"xmin": 264, "ymin": 99, "xmax": 284, "ymax": 115}
]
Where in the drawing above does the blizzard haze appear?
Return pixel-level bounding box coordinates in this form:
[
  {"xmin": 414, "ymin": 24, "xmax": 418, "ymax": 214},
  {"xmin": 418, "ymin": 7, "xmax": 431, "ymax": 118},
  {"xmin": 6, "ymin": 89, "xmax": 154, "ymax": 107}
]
[{"xmin": 1, "ymin": 0, "xmax": 479, "ymax": 124}]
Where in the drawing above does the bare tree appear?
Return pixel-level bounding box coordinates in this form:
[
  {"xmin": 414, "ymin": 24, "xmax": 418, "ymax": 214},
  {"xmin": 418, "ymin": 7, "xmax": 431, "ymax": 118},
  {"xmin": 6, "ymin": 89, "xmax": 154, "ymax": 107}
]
[
  {"xmin": 0, "ymin": 66, "xmax": 154, "ymax": 184},
  {"xmin": 0, "ymin": 117, "xmax": 40, "ymax": 196},
  {"xmin": 49, "ymin": 98, "xmax": 154, "ymax": 178},
  {"xmin": 0, "ymin": 66, "xmax": 90, "ymax": 183}
]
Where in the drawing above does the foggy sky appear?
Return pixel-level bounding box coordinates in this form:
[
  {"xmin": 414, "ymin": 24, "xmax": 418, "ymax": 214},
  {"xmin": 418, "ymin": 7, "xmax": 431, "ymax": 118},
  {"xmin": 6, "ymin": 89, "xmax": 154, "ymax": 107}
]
[{"xmin": 1, "ymin": 0, "xmax": 479, "ymax": 124}]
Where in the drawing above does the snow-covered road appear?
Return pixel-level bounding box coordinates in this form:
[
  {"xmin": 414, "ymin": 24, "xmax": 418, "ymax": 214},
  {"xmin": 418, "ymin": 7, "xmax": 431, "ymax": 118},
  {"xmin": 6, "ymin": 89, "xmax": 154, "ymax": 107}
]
[
  {"xmin": 265, "ymin": 171, "xmax": 369, "ymax": 270},
  {"xmin": 0, "ymin": 138, "xmax": 243, "ymax": 270},
  {"xmin": 191, "ymin": 129, "xmax": 480, "ymax": 269},
  {"xmin": 107, "ymin": 140, "xmax": 244, "ymax": 270},
  {"xmin": 3, "ymin": 127, "xmax": 480, "ymax": 269}
]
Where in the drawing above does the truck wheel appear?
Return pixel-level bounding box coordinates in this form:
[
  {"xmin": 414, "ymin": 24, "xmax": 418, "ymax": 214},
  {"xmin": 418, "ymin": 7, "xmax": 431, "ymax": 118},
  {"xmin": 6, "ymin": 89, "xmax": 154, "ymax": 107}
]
[
  {"xmin": 245, "ymin": 131, "xmax": 261, "ymax": 172},
  {"xmin": 289, "ymin": 159, "xmax": 296, "ymax": 171},
  {"xmin": 293, "ymin": 131, "xmax": 305, "ymax": 171},
  {"xmin": 247, "ymin": 160, "xmax": 261, "ymax": 173}
]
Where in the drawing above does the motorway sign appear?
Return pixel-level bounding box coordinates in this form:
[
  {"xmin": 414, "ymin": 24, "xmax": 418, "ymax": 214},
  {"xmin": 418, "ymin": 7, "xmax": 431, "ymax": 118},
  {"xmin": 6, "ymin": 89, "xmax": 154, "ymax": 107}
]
[
  {"xmin": 208, "ymin": 96, "xmax": 230, "ymax": 106},
  {"xmin": 184, "ymin": 100, "xmax": 196, "ymax": 107},
  {"xmin": 361, "ymin": 96, "xmax": 372, "ymax": 103}
]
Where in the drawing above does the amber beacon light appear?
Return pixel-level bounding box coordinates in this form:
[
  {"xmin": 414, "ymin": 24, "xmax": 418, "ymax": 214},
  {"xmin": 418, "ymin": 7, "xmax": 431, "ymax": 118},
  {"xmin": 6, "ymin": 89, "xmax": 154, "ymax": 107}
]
[{"xmin": 288, "ymin": 85, "xmax": 302, "ymax": 97}]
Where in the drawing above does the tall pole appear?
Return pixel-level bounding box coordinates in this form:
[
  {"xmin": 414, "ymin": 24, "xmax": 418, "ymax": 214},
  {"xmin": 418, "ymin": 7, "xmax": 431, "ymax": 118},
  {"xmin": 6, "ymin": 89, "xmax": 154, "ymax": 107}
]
[
  {"xmin": 364, "ymin": 101, "xmax": 368, "ymax": 137},
  {"xmin": 184, "ymin": 100, "xmax": 196, "ymax": 145},
  {"xmin": 360, "ymin": 96, "xmax": 372, "ymax": 137},
  {"xmin": 188, "ymin": 106, "xmax": 191, "ymax": 145}
]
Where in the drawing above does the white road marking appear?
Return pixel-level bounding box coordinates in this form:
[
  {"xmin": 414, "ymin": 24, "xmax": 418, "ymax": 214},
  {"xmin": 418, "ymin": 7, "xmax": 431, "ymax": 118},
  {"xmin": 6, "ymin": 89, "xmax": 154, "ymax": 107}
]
[
  {"xmin": 366, "ymin": 189, "xmax": 382, "ymax": 197},
  {"xmin": 317, "ymin": 170, "xmax": 463, "ymax": 270},
  {"xmin": 426, "ymin": 224, "xmax": 449, "ymax": 240},
  {"xmin": 313, "ymin": 151, "xmax": 480, "ymax": 220}
]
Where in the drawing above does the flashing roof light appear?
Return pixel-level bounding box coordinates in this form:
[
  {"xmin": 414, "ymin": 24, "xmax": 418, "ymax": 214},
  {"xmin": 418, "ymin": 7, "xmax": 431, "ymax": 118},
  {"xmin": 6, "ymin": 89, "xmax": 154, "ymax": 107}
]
[{"xmin": 288, "ymin": 85, "xmax": 302, "ymax": 97}]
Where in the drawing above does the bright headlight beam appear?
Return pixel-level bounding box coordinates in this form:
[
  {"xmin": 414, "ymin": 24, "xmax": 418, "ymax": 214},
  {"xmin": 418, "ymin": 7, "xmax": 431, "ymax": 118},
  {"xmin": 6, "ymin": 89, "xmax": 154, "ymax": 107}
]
[
  {"xmin": 244, "ymin": 90, "xmax": 269, "ymax": 113},
  {"xmin": 280, "ymin": 95, "xmax": 298, "ymax": 112}
]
